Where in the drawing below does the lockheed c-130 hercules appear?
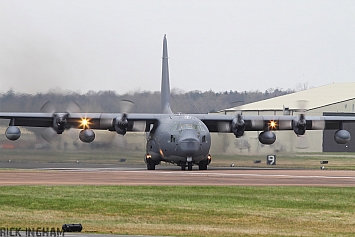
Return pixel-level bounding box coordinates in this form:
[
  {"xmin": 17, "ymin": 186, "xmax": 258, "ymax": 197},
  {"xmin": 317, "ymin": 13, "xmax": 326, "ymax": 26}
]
[{"xmin": 1, "ymin": 35, "xmax": 354, "ymax": 170}]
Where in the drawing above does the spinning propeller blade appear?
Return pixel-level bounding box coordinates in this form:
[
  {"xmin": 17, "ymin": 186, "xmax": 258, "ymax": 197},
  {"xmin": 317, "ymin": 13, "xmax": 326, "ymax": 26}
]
[{"xmin": 39, "ymin": 101, "xmax": 82, "ymax": 143}]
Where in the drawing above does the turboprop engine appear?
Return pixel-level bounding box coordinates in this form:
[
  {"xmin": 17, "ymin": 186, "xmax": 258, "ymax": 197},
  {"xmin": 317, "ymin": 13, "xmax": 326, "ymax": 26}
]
[
  {"xmin": 231, "ymin": 114, "xmax": 245, "ymax": 138},
  {"xmin": 293, "ymin": 114, "xmax": 306, "ymax": 136},
  {"xmin": 114, "ymin": 114, "xmax": 129, "ymax": 135}
]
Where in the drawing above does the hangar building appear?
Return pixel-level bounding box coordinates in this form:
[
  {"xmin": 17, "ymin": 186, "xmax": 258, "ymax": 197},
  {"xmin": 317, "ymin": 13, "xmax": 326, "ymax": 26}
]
[{"xmin": 218, "ymin": 82, "xmax": 355, "ymax": 153}]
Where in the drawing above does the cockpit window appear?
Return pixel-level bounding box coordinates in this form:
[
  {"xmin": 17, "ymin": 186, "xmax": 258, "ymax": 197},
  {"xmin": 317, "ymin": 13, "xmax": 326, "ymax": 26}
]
[
  {"xmin": 170, "ymin": 123, "xmax": 205, "ymax": 132},
  {"xmin": 197, "ymin": 125, "xmax": 206, "ymax": 132},
  {"xmin": 181, "ymin": 124, "xmax": 195, "ymax": 130},
  {"xmin": 170, "ymin": 123, "xmax": 180, "ymax": 131}
]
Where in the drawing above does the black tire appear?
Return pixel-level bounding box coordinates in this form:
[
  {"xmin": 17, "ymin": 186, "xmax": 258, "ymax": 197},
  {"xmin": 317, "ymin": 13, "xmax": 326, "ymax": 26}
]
[
  {"xmin": 188, "ymin": 162, "xmax": 193, "ymax": 171},
  {"xmin": 199, "ymin": 159, "xmax": 208, "ymax": 170},
  {"xmin": 147, "ymin": 162, "xmax": 155, "ymax": 170},
  {"xmin": 181, "ymin": 162, "xmax": 186, "ymax": 171}
]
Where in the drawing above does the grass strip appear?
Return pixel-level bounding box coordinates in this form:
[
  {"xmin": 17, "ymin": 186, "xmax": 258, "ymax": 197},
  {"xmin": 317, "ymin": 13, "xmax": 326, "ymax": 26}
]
[{"xmin": 0, "ymin": 186, "xmax": 354, "ymax": 236}]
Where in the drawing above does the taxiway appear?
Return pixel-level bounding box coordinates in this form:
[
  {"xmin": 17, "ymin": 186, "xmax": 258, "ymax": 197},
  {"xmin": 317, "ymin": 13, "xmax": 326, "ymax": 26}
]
[{"xmin": 1, "ymin": 162, "xmax": 354, "ymax": 187}]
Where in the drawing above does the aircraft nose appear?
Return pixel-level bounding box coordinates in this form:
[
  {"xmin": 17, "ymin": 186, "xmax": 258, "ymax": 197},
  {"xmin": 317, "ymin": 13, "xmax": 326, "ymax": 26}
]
[{"xmin": 178, "ymin": 130, "xmax": 200, "ymax": 156}]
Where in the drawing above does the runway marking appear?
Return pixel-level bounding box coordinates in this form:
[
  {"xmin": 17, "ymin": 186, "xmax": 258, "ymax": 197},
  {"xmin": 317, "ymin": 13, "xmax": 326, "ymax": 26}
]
[
  {"xmin": 118, "ymin": 170, "xmax": 355, "ymax": 180},
  {"xmin": 38, "ymin": 167, "xmax": 146, "ymax": 171},
  {"xmin": 2, "ymin": 168, "xmax": 355, "ymax": 187},
  {"xmin": 34, "ymin": 168, "xmax": 355, "ymax": 181}
]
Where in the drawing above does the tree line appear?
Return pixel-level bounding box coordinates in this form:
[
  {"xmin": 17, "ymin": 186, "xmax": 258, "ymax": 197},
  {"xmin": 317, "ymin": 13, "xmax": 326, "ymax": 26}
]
[{"xmin": 0, "ymin": 88, "xmax": 295, "ymax": 114}]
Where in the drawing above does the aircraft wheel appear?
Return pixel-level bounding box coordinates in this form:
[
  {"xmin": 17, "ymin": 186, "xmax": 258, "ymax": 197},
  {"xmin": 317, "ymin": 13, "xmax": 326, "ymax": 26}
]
[
  {"xmin": 181, "ymin": 162, "xmax": 186, "ymax": 171},
  {"xmin": 198, "ymin": 159, "xmax": 208, "ymax": 170},
  {"xmin": 188, "ymin": 162, "xmax": 193, "ymax": 171},
  {"xmin": 147, "ymin": 163, "xmax": 155, "ymax": 170}
]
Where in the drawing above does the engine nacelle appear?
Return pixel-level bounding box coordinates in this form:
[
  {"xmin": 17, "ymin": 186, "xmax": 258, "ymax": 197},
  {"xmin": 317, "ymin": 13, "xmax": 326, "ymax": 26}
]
[
  {"xmin": 5, "ymin": 126, "xmax": 21, "ymax": 141},
  {"xmin": 231, "ymin": 115, "xmax": 245, "ymax": 138},
  {"xmin": 53, "ymin": 114, "xmax": 67, "ymax": 134},
  {"xmin": 258, "ymin": 131, "xmax": 276, "ymax": 145},
  {"xmin": 114, "ymin": 115, "xmax": 128, "ymax": 135},
  {"xmin": 334, "ymin": 129, "xmax": 351, "ymax": 144},
  {"xmin": 79, "ymin": 129, "xmax": 95, "ymax": 143},
  {"xmin": 293, "ymin": 116, "xmax": 306, "ymax": 136}
]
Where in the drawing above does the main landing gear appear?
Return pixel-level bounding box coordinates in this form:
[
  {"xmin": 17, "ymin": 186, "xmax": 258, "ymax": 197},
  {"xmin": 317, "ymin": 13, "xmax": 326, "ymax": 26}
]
[
  {"xmin": 145, "ymin": 154, "xmax": 155, "ymax": 170},
  {"xmin": 198, "ymin": 159, "xmax": 208, "ymax": 170},
  {"xmin": 147, "ymin": 162, "xmax": 155, "ymax": 170}
]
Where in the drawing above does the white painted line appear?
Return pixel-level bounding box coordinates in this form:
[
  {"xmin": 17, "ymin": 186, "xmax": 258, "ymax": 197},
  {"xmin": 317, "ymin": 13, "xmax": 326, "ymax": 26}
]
[{"xmin": 33, "ymin": 169, "xmax": 355, "ymax": 180}]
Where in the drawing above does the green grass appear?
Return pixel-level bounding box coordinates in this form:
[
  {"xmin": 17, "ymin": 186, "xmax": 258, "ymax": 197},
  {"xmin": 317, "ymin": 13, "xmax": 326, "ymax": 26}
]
[{"xmin": 0, "ymin": 186, "xmax": 355, "ymax": 236}]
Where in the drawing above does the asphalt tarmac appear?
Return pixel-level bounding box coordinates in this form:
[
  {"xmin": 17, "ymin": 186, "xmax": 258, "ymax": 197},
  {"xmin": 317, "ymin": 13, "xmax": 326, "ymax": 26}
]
[{"xmin": 1, "ymin": 162, "xmax": 355, "ymax": 186}]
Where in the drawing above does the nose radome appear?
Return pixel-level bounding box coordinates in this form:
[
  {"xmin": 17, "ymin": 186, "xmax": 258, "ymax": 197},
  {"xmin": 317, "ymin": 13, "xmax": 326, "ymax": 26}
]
[{"xmin": 178, "ymin": 130, "xmax": 200, "ymax": 156}]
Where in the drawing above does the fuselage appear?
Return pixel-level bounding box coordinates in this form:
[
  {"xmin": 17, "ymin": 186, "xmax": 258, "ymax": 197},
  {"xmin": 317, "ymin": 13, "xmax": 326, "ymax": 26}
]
[{"xmin": 145, "ymin": 114, "xmax": 211, "ymax": 165}]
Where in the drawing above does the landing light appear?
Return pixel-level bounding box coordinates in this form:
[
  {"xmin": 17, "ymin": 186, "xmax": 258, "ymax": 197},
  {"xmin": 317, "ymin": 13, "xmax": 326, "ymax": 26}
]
[
  {"xmin": 80, "ymin": 118, "xmax": 90, "ymax": 129},
  {"xmin": 269, "ymin": 120, "xmax": 277, "ymax": 129}
]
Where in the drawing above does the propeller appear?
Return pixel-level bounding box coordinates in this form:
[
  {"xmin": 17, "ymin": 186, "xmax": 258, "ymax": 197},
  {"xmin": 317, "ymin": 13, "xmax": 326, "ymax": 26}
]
[
  {"xmin": 290, "ymin": 100, "xmax": 308, "ymax": 148},
  {"xmin": 66, "ymin": 101, "xmax": 82, "ymax": 114},
  {"xmin": 40, "ymin": 100, "xmax": 56, "ymax": 114},
  {"xmin": 99, "ymin": 100, "xmax": 134, "ymax": 129},
  {"xmin": 99, "ymin": 99, "xmax": 146, "ymax": 133},
  {"xmin": 217, "ymin": 121, "xmax": 231, "ymax": 133},
  {"xmin": 98, "ymin": 100, "xmax": 146, "ymax": 148},
  {"xmin": 291, "ymin": 100, "xmax": 319, "ymax": 149},
  {"xmin": 231, "ymin": 113, "xmax": 245, "ymax": 138},
  {"xmin": 39, "ymin": 101, "xmax": 81, "ymax": 143},
  {"xmin": 217, "ymin": 112, "xmax": 245, "ymax": 137},
  {"xmin": 99, "ymin": 113, "xmax": 114, "ymax": 129},
  {"xmin": 120, "ymin": 99, "xmax": 135, "ymax": 114},
  {"xmin": 217, "ymin": 110, "xmax": 241, "ymax": 133}
]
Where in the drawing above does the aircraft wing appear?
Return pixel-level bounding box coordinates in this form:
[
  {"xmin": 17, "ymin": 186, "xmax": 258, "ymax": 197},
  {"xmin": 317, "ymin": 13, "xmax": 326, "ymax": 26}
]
[
  {"xmin": 191, "ymin": 114, "xmax": 355, "ymax": 132},
  {"xmin": 2, "ymin": 112, "xmax": 355, "ymax": 132},
  {"xmin": 0, "ymin": 112, "xmax": 160, "ymax": 132},
  {"xmin": 94, "ymin": 113, "xmax": 162, "ymax": 132},
  {"xmin": 0, "ymin": 113, "xmax": 58, "ymax": 127}
]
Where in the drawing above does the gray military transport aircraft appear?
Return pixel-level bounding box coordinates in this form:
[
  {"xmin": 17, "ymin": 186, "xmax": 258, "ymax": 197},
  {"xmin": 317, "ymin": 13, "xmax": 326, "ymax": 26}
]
[{"xmin": 1, "ymin": 35, "xmax": 354, "ymax": 170}]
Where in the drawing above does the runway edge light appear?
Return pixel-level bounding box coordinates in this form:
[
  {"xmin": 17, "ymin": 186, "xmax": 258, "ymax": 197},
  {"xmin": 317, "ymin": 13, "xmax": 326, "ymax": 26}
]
[{"xmin": 62, "ymin": 224, "xmax": 82, "ymax": 232}]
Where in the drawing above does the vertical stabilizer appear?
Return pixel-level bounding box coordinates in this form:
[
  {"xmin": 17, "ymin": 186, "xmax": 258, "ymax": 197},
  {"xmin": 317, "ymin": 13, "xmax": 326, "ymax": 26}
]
[{"xmin": 161, "ymin": 34, "xmax": 173, "ymax": 114}]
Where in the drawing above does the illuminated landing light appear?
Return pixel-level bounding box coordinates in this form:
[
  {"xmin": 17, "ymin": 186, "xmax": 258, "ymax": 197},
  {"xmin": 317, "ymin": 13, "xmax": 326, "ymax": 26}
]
[
  {"xmin": 207, "ymin": 154, "xmax": 212, "ymax": 164},
  {"xmin": 269, "ymin": 120, "xmax": 277, "ymax": 130},
  {"xmin": 146, "ymin": 154, "xmax": 152, "ymax": 159},
  {"xmin": 80, "ymin": 118, "xmax": 91, "ymax": 129}
]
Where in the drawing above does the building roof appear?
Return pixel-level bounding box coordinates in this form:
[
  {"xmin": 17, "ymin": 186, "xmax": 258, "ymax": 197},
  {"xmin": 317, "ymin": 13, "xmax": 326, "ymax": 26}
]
[{"xmin": 224, "ymin": 82, "xmax": 355, "ymax": 112}]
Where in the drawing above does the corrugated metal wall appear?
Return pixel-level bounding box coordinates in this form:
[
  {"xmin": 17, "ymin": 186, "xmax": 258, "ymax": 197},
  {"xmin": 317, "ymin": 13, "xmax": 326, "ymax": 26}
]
[{"xmin": 323, "ymin": 123, "xmax": 355, "ymax": 152}]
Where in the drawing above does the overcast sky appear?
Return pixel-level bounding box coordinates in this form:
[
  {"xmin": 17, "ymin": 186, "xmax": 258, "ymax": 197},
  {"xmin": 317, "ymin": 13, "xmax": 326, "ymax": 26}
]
[{"xmin": 0, "ymin": 0, "xmax": 354, "ymax": 95}]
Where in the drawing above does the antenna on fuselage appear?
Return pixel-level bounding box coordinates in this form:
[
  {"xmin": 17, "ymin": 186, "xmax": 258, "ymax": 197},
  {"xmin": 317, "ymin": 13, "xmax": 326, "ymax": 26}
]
[{"xmin": 161, "ymin": 34, "xmax": 173, "ymax": 114}]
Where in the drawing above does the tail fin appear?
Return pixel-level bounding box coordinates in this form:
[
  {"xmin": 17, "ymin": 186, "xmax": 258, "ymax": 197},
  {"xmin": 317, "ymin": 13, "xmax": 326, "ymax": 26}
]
[{"xmin": 161, "ymin": 34, "xmax": 173, "ymax": 114}]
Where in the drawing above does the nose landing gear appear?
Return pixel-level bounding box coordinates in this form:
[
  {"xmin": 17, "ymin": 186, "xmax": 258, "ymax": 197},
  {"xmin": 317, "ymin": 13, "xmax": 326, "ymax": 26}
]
[{"xmin": 181, "ymin": 157, "xmax": 193, "ymax": 171}]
